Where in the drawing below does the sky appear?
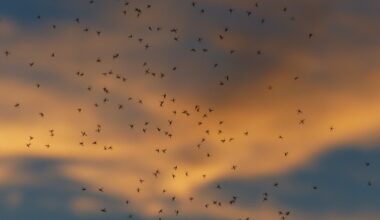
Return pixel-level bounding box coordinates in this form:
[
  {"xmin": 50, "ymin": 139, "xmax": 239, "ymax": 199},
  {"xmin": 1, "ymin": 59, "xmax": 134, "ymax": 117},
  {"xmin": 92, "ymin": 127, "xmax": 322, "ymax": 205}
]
[{"xmin": 0, "ymin": 0, "xmax": 380, "ymax": 219}]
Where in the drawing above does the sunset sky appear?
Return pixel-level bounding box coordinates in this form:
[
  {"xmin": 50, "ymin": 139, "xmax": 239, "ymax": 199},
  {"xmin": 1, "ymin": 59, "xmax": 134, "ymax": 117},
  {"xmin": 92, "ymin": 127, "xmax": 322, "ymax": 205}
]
[{"xmin": 1, "ymin": 0, "xmax": 380, "ymax": 219}]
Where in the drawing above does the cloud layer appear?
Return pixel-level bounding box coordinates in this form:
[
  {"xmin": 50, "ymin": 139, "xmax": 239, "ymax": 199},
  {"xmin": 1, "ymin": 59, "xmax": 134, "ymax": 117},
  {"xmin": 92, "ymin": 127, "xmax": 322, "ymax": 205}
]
[{"xmin": 0, "ymin": 0, "xmax": 380, "ymax": 219}]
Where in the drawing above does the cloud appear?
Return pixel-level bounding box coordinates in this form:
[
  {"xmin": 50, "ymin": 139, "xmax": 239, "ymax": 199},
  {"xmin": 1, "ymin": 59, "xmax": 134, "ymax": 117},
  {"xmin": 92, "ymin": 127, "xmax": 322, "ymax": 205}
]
[{"xmin": 1, "ymin": 0, "xmax": 380, "ymax": 219}]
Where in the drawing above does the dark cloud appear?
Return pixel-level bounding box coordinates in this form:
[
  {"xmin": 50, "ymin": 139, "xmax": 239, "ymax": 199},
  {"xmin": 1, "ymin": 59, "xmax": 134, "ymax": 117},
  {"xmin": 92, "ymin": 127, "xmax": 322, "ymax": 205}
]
[{"xmin": 197, "ymin": 143, "xmax": 380, "ymax": 219}]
